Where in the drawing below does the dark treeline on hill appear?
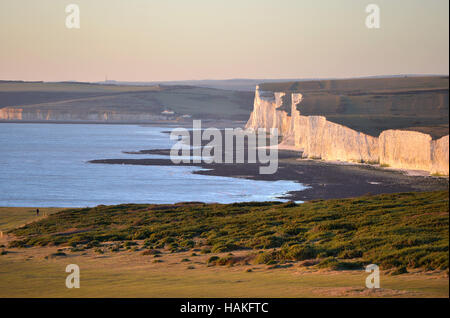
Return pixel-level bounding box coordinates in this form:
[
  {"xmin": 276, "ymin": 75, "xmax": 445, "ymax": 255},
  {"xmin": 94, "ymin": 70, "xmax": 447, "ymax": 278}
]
[
  {"xmin": 9, "ymin": 191, "xmax": 449, "ymax": 273},
  {"xmin": 260, "ymin": 76, "xmax": 449, "ymax": 139}
]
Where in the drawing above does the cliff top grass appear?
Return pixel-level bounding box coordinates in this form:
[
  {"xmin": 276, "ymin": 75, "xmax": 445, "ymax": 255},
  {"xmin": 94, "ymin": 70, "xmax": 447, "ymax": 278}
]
[
  {"xmin": 259, "ymin": 76, "xmax": 449, "ymax": 139},
  {"xmin": 0, "ymin": 207, "xmax": 65, "ymax": 232},
  {"xmin": 9, "ymin": 191, "xmax": 449, "ymax": 272}
]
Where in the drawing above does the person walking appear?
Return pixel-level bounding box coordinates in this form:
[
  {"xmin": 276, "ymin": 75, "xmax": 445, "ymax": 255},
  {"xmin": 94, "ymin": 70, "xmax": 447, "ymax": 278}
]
[{"xmin": 36, "ymin": 208, "xmax": 40, "ymax": 216}]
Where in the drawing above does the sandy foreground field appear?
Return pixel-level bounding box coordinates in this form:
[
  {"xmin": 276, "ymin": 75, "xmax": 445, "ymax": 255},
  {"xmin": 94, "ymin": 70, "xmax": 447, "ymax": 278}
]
[
  {"xmin": 1, "ymin": 243, "xmax": 448, "ymax": 298},
  {"xmin": 0, "ymin": 208, "xmax": 448, "ymax": 298}
]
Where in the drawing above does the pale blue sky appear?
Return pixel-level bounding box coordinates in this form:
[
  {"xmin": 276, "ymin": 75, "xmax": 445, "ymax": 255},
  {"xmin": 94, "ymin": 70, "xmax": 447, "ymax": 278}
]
[{"xmin": 0, "ymin": 0, "xmax": 448, "ymax": 81}]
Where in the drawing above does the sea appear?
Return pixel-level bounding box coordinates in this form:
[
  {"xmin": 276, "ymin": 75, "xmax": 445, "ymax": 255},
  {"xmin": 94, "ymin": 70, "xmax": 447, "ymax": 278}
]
[{"xmin": 0, "ymin": 123, "xmax": 306, "ymax": 207}]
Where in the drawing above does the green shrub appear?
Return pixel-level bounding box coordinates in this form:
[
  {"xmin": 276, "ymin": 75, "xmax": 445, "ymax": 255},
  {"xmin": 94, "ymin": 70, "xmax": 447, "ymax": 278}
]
[
  {"xmin": 123, "ymin": 241, "xmax": 137, "ymax": 247},
  {"xmin": 338, "ymin": 249, "xmax": 363, "ymax": 259},
  {"xmin": 207, "ymin": 256, "xmax": 220, "ymax": 264},
  {"xmin": 284, "ymin": 245, "xmax": 317, "ymax": 261},
  {"xmin": 216, "ymin": 256, "xmax": 233, "ymax": 266},
  {"xmin": 254, "ymin": 251, "xmax": 277, "ymax": 264},
  {"xmin": 132, "ymin": 229, "xmax": 152, "ymax": 240},
  {"xmin": 391, "ymin": 266, "xmax": 408, "ymax": 275},
  {"xmin": 181, "ymin": 239, "xmax": 195, "ymax": 249},
  {"xmin": 141, "ymin": 249, "xmax": 161, "ymax": 256},
  {"xmin": 201, "ymin": 248, "xmax": 211, "ymax": 254},
  {"xmin": 45, "ymin": 252, "xmax": 67, "ymax": 259},
  {"xmin": 85, "ymin": 240, "xmax": 101, "ymax": 249},
  {"xmin": 211, "ymin": 242, "xmax": 240, "ymax": 253},
  {"xmin": 317, "ymin": 257, "xmax": 340, "ymax": 269}
]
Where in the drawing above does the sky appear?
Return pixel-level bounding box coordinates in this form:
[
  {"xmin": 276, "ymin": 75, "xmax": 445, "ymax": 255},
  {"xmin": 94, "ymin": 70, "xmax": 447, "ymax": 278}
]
[{"xmin": 0, "ymin": 0, "xmax": 448, "ymax": 82}]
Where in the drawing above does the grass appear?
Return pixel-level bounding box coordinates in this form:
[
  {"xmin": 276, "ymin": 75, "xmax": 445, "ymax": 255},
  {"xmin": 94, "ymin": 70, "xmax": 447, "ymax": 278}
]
[
  {"xmin": 0, "ymin": 207, "xmax": 65, "ymax": 232},
  {"xmin": 0, "ymin": 249, "xmax": 447, "ymax": 297},
  {"xmin": 8, "ymin": 191, "xmax": 449, "ymax": 272}
]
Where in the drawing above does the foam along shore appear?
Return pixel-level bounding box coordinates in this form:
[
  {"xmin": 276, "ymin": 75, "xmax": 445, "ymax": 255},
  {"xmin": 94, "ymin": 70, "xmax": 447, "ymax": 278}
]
[{"xmin": 246, "ymin": 86, "xmax": 449, "ymax": 176}]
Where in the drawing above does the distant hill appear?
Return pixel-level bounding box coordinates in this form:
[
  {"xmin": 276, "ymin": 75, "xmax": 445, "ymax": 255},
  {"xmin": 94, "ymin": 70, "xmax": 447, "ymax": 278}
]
[
  {"xmin": 96, "ymin": 78, "xmax": 308, "ymax": 92},
  {"xmin": 259, "ymin": 76, "xmax": 449, "ymax": 139},
  {"xmin": 97, "ymin": 75, "xmax": 448, "ymax": 91},
  {"xmin": 0, "ymin": 81, "xmax": 254, "ymax": 122}
]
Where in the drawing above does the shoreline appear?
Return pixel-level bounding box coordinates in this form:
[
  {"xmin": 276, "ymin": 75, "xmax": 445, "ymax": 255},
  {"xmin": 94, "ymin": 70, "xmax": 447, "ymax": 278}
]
[
  {"xmin": 0, "ymin": 119, "xmax": 247, "ymax": 128},
  {"xmin": 90, "ymin": 148, "xmax": 449, "ymax": 202}
]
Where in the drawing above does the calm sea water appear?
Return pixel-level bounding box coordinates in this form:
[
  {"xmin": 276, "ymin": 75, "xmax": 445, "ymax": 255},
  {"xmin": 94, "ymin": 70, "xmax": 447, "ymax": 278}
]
[{"xmin": 0, "ymin": 123, "xmax": 305, "ymax": 207}]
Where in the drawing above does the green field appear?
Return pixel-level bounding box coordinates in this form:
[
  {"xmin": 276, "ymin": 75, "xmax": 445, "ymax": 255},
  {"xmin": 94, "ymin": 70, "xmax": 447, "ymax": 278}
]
[
  {"xmin": 260, "ymin": 76, "xmax": 449, "ymax": 139},
  {"xmin": 1, "ymin": 191, "xmax": 448, "ymax": 298},
  {"xmin": 8, "ymin": 191, "xmax": 449, "ymax": 272}
]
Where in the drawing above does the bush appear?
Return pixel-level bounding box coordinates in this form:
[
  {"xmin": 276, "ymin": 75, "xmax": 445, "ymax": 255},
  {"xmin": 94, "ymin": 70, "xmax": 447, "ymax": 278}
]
[
  {"xmin": 201, "ymin": 248, "xmax": 211, "ymax": 254},
  {"xmin": 45, "ymin": 252, "xmax": 67, "ymax": 259},
  {"xmin": 123, "ymin": 241, "xmax": 137, "ymax": 247},
  {"xmin": 284, "ymin": 245, "xmax": 317, "ymax": 261},
  {"xmin": 141, "ymin": 249, "xmax": 161, "ymax": 256},
  {"xmin": 251, "ymin": 236, "xmax": 284, "ymax": 249},
  {"xmin": 211, "ymin": 242, "xmax": 240, "ymax": 253},
  {"xmin": 132, "ymin": 229, "xmax": 152, "ymax": 240},
  {"xmin": 85, "ymin": 240, "xmax": 101, "ymax": 249},
  {"xmin": 391, "ymin": 266, "xmax": 408, "ymax": 275},
  {"xmin": 217, "ymin": 256, "xmax": 233, "ymax": 266},
  {"xmin": 317, "ymin": 257, "xmax": 340, "ymax": 269},
  {"xmin": 338, "ymin": 249, "xmax": 363, "ymax": 259},
  {"xmin": 180, "ymin": 239, "xmax": 195, "ymax": 249},
  {"xmin": 254, "ymin": 251, "xmax": 277, "ymax": 264},
  {"xmin": 207, "ymin": 256, "xmax": 220, "ymax": 264},
  {"xmin": 94, "ymin": 248, "xmax": 104, "ymax": 254}
]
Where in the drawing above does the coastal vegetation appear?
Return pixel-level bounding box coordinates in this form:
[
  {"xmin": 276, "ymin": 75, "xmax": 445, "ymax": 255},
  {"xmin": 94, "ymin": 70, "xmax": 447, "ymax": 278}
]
[{"xmin": 8, "ymin": 191, "xmax": 449, "ymax": 272}]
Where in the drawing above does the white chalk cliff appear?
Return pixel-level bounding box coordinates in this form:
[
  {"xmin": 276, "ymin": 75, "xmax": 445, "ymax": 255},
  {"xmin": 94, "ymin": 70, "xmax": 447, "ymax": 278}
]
[{"xmin": 246, "ymin": 86, "xmax": 449, "ymax": 175}]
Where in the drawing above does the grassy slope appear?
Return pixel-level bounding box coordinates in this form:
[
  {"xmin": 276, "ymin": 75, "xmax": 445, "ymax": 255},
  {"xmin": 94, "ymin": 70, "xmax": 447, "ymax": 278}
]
[
  {"xmin": 260, "ymin": 76, "xmax": 449, "ymax": 139},
  {"xmin": 0, "ymin": 207, "xmax": 64, "ymax": 232},
  {"xmin": 8, "ymin": 191, "xmax": 449, "ymax": 272},
  {"xmin": 0, "ymin": 81, "xmax": 254, "ymax": 121}
]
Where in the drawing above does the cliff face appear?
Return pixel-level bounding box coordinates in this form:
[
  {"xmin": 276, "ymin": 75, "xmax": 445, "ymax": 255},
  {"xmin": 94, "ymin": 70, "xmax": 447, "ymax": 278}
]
[
  {"xmin": 246, "ymin": 86, "xmax": 449, "ymax": 175},
  {"xmin": 297, "ymin": 115, "xmax": 379, "ymax": 163},
  {"xmin": 379, "ymin": 130, "xmax": 432, "ymax": 171},
  {"xmin": 0, "ymin": 107, "xmax": 23, "ymax": 120},
  {"xmin": 431, "ymin": 135, "xmax": 449, "ymax": 175},
  {"xmin": 245, "ymin": 87, "xmax": 292, "ymax": 137}
]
